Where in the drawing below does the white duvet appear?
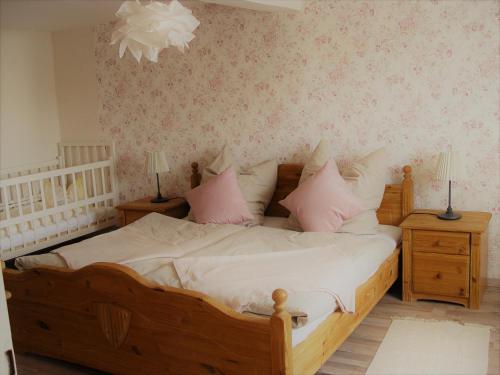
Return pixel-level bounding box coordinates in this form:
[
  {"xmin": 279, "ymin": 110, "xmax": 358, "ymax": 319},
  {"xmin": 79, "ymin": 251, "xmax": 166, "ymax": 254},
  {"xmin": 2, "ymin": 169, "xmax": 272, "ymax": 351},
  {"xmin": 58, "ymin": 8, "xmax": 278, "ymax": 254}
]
[{"xmin": 15, "ymin": 213, "xmax": 400, "ymax": 332}]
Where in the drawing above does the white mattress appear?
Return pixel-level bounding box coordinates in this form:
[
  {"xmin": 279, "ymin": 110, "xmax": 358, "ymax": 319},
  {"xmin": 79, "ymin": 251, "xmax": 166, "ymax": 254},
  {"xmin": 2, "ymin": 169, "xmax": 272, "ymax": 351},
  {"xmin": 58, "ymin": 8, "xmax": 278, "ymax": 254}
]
[
  {"xmin": 15, "ymin": 214, "xmax": 401, "ymax": 347},
  {"xmin": 292, "ymin": 311, "xmax": 332, "ymax": 347},
  {"xmin": 1, "ymin": 207, "xmax": 114, "ymax": 251}
]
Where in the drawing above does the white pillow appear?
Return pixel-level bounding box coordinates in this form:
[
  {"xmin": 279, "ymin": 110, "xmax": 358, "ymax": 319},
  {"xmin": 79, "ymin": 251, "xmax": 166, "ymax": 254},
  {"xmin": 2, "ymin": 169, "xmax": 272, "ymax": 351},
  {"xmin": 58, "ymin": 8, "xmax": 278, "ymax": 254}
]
[
  {"xmin": 66, "ymin": 175, "xmax": 86, "ymax": 202},
  {"xmin": 189, "ymin": 145, "xmax": 277, "ymax": 225},
  {"xmin": 298, "ymin": 139, "xmax": 331, "ymax": 184},
  {"xmin": 342, "ymin": 147, "xmax": 387, "ymax": 210},
  {"xmin": 200, "ymin": 144, "xmax": 236, "ymax": 182},
  {"xmin": 335, "ymin": 148, "xmax": 387, "ymax": 234},
  {"xmin": 43, "ymin": 179, "xmax": 65, "ymax": 208},
  {"xmin": 239, "ymin": 159, "xmax": 277, "ymax": 224}
]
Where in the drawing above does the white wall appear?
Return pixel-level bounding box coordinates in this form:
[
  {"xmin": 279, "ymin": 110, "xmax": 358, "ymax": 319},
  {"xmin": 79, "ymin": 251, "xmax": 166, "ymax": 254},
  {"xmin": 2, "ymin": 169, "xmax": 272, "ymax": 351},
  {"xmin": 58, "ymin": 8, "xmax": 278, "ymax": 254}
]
[
  {"xmin": 0, "ymin": 31, "xmax": 61, "ymax": 170},
  {"xmin": 52, "ymin": 28, "xmax": 100, "ymax": 142}
]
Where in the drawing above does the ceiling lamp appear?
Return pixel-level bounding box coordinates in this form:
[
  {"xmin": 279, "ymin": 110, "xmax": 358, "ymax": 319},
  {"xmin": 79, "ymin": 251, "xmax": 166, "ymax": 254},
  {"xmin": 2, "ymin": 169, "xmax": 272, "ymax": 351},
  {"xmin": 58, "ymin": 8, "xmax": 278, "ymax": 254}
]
[{"xmin": 111, "ymin": 0, "xmax": 200, "ymax": 63}]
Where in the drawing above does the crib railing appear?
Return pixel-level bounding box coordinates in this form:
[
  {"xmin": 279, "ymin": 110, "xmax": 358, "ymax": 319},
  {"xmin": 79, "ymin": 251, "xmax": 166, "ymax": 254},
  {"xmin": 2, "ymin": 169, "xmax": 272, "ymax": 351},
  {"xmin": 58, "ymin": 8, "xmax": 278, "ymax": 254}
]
[
  {"xmin": 58, "ymin": 141, "xmax": 116, "ymax": 168},
  {"xmin": 0, "ymin": 159, "xmax": 61, "ymax": 180},
  {"xmin": 0, "ymin": 142, "xmax": 117, "ymax": 200},
  {"xmin": 0, "ymin": 159, "xmax": 118, "ymax": 260}
]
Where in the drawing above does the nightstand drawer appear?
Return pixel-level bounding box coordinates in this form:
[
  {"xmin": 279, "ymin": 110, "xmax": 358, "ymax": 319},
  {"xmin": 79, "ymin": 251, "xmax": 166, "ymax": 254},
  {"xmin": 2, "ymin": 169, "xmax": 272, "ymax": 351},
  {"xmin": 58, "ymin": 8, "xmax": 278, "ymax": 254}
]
[
  {"xmin": 412, "ymin": 252, "xmax": 469, "ymax": 298},
  {"xmin": 124, "ymin": 210, "xmax": 149, "ymax": 225},
  {"xmin": 117, "ymin": 198, "xmax": 189, "ymax": 227},
  {"xmin": 413, "ymin": 230, "xmax": 470, "ymax": 255}
]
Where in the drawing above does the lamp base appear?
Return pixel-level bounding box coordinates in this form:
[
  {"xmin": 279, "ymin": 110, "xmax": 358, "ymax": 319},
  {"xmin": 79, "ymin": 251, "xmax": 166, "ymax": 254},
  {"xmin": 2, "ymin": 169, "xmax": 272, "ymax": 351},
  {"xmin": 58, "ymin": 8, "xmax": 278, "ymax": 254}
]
[
  {"xmin": 437, "ymin": 211, "xmax": 462, "ymax": 220},
  {"xmin": 151, "ymin": 196, "xmax": 169, "ymax": 203}
]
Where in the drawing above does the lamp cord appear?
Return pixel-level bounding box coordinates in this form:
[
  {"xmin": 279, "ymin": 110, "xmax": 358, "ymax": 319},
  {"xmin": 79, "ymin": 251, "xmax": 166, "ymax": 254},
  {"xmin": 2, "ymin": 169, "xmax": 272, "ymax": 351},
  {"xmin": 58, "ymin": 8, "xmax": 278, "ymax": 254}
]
[
  {"xmin": 410, "ymin": 212, "xmax": 438, "ymax": 217},
  {"xmin": 408, "ymin": 209, "xmax": 438, "ymax": 217}
]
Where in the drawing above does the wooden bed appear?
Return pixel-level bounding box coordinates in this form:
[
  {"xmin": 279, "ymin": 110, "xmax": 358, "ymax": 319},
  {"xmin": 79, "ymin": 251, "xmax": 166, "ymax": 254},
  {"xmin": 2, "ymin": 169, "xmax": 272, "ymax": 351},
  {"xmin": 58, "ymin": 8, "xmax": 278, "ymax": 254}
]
[{"xmin": 3, "ymin": 163, "xmax": 413, "ymax": 375}]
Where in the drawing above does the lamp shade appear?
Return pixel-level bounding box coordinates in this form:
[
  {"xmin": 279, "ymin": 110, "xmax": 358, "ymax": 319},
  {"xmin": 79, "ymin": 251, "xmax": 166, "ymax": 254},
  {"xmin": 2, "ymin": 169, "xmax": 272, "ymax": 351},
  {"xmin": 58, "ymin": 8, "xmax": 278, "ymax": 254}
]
[
  {"xmin": 146, "ymin": 151, "xmax": 170, "ymax": 174},
  {"xmin": 111, "ymin": 0, "xmax": 200, "ymax": 63},
  {"xmin": 435, "ymin": 150, "xmax": 466, "ymax": 182}
]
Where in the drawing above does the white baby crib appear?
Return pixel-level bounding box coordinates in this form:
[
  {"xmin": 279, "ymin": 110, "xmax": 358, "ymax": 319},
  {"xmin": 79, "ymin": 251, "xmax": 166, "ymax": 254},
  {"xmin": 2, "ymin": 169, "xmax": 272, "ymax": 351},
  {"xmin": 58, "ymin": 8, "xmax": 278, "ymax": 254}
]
[{"xmin": 0, "ymin": 142, "xmax": 119, "ymax": 260}]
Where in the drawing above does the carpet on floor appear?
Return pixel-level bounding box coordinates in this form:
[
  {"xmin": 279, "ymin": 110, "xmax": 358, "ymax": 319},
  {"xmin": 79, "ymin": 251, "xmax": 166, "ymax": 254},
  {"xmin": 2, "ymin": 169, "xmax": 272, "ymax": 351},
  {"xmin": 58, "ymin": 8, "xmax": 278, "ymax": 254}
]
[{"xmin": 366, "ymin": 318, "xmax": 491, "ymax": 375}]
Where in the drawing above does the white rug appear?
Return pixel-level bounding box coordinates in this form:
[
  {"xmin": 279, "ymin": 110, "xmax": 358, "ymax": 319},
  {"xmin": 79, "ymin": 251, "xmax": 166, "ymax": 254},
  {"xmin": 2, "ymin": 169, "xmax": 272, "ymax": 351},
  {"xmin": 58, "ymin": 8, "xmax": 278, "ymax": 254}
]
[{"xmin": 366, "ymin": 319, "xmax": 491, "ymax": 375}]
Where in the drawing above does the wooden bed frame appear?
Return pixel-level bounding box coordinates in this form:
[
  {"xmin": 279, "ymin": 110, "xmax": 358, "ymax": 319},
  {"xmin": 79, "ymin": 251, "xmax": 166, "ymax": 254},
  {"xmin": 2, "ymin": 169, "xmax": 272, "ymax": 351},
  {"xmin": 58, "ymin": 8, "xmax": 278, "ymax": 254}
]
[{"xmin": 3, "ymin": 164, "xmax": 413, "ymax": 375}]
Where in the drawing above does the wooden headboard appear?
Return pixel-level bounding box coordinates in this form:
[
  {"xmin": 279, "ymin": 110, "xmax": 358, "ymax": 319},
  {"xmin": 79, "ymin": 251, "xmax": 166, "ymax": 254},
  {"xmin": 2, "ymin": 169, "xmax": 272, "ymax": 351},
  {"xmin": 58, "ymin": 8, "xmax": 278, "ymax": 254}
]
[{"xmin": 190, "ymin": 163, "xmax": 413, "ymax": 226}]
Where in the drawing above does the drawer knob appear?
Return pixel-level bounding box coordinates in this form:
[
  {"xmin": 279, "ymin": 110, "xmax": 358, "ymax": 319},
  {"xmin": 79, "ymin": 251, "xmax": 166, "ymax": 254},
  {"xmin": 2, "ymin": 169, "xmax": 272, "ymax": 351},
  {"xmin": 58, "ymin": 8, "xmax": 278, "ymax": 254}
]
[
  {"xmin": 459, "ymin": 288, "xmax": 465, "ymax": 296},
  {"xmin": 434, "ymin": 240, "xmax": 442, "ymax": 247},
  {"xmin": 436, "ymin": 272, "xmax": 442, "ymax": 280}
]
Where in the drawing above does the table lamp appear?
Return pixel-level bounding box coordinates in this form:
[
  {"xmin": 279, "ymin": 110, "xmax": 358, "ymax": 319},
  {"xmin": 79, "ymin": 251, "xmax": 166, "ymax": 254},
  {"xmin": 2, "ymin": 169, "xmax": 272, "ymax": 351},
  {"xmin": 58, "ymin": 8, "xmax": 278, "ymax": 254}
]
[
  {"xmin": 435, "ymin": 149, "xmax": 465, "ymax": 220},
  {"xmin": 146, "ymin": 151, "xmax": 170, "ymax": 203}
]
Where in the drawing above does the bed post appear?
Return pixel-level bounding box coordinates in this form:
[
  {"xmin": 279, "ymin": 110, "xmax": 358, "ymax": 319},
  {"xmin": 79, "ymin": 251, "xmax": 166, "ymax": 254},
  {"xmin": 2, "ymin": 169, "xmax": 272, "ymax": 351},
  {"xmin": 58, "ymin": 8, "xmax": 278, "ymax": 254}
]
[
  {"xmin": 271, "ymin": 289, "xmax": 293, "ymax": 375},
  {"xmin": 191, "ymin": 162, "xmax": 201, "ymax": 188},
  {"xmin": 401, "ymin": 165, "xmax": 413, "ymax": 218}
]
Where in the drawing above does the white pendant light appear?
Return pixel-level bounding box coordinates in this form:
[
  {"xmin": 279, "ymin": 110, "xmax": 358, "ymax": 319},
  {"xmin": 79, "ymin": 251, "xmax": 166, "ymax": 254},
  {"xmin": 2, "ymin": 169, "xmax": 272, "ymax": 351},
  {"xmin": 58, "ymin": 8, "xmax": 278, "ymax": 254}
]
[{"xmin": 111, "ymin": 0, "xmax": 200, "ymax": 63}]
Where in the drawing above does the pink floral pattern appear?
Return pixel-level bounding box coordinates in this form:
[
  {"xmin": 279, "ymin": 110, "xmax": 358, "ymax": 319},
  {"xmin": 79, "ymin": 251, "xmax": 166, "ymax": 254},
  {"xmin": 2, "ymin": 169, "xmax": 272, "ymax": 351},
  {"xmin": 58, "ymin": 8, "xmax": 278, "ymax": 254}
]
[{"xmin": 95, "ymin": 1, "xmax": 499, "ymax": 277}]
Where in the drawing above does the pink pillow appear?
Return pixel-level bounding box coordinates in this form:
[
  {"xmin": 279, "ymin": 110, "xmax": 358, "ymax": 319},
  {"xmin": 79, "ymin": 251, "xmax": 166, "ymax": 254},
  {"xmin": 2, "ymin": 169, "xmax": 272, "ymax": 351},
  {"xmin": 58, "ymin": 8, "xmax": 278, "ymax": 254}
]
[
  {"xmin": 279, "ymin": 161, "xmax": 364, "ymax": 232},
  {"xmin": 185, "ymin": 166, "xmax": 253, "ymax": 225}
]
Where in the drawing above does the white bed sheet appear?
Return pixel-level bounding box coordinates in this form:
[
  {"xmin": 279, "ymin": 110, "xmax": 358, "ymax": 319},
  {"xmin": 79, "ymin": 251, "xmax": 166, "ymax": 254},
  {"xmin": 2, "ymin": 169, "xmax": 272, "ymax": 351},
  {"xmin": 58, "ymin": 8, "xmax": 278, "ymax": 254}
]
[
  {"xmin": 292, "ymin": 311, "xmax": 332, "ymax": 347},
  {"xmin": 15, "ymin": 214, "xmax": 401, "ymax": 347}
]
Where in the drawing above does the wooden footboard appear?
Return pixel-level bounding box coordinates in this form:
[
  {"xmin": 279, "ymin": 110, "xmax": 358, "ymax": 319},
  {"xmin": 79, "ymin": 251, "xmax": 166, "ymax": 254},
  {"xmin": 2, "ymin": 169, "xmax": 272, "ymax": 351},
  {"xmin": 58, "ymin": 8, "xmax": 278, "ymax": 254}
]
[
  {"xmin": 4, "ymin": 264, "xmax": 292, "ymax": 375},
  {"xmin": 292, "ymin": 247, "xmax": 400, "ymax": 374},
  {"xmin": 4, "ymin": 247, "xmax": 399, "ymax": 375}
]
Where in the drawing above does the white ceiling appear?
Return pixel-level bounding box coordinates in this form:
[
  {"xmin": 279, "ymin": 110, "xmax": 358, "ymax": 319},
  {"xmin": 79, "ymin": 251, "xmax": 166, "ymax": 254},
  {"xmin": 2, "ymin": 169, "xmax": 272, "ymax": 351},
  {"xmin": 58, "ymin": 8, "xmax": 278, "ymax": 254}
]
[
  {"xmin": 0, "ymin": 0, "xmax": 304, "ymax": 32},
  {"xmin": 0, "ymin": 0, "xmax": 121, "ymax": 31}
]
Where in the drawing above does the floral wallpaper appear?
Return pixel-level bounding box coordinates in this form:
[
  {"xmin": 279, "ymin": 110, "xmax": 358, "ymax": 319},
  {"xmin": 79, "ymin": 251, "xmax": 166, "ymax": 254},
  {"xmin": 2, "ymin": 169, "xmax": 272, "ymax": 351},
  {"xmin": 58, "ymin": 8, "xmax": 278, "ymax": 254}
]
[{"xmin": 94, "ymin": 0, "xmax": 500, "ymax": 278}]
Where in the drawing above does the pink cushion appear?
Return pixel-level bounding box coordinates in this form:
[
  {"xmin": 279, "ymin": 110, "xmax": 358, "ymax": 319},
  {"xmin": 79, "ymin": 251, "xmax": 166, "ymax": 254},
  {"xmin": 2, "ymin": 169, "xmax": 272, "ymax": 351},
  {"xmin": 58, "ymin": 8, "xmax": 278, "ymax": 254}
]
[
  {"xmin": 185, "ymin": 166, "xmax": 253, "ymax": 225},
  {"xmin": 279, "ymin": 161, "xmax": 364, "ymax": 232}
]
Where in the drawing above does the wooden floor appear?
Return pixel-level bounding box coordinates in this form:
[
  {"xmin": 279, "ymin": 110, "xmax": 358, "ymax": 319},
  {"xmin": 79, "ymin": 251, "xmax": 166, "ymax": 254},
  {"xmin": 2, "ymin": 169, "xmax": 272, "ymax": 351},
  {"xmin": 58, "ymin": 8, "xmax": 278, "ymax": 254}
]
[{"xmin": 15, "ymin": 283, "xmax": 500, "ymax": 375}]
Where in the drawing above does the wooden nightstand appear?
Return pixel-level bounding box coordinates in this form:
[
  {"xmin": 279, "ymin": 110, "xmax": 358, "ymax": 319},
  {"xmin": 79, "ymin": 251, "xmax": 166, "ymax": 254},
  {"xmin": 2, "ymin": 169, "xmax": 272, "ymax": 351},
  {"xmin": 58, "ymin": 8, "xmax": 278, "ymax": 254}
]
[
  {"xmin": 400, "ymin": 209, "xmax": 491, "ymax": 309},
  {"xmin": 116, "ymin": 197, "xmax": 189, "ymax": 226}
]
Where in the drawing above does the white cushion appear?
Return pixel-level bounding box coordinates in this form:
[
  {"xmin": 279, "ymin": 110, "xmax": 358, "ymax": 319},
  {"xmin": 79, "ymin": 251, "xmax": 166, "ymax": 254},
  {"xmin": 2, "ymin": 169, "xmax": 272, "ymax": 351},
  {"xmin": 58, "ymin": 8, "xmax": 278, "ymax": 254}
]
[
  {"xmin": 343, "ymin": 147, "xmax": 387, "ymax": 210},
  {"xmin": 298, "ymin": 139, "xmax": 331, "ymax": 184},
  {"xmin": 200, "ymin": 144, "xmax": 236, "ymax": 182},
  {"xmin": 189, "ymin": 145, "xmax": 277, "ymax": 225},
  {"xmin": 239, "ymin": 159, "xmax": 277, "ymax": 224}
]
